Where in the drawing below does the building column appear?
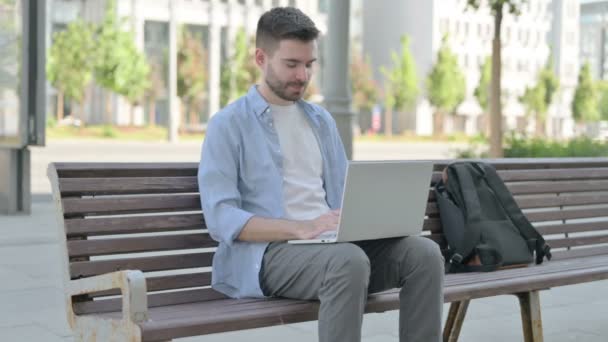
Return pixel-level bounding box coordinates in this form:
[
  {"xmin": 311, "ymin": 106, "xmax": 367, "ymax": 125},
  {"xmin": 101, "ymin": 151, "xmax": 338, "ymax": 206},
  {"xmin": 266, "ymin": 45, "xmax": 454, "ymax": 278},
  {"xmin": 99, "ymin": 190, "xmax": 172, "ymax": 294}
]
[
  {"xmin": 168, "ymin": 1, "xmax": 179, "ymax": 142},
  {"xmin": 323, "ymin": 0, "xmax": 353, "ymax": 159},
  {"xmin": 208, "ymin": 0, "xmax": 221, "ymax": 117},
  {"xmin": 0, "ymin": 148, "xmax": 30, "ymax": 215}
]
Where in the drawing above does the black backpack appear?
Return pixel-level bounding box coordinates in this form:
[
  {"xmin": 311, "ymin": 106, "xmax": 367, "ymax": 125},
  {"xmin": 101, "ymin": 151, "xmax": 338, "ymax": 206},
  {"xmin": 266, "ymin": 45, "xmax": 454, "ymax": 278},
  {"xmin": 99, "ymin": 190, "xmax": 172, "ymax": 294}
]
[{"xmin": 434, "ymin": 161, "xmax": 552, "ymax": 273}]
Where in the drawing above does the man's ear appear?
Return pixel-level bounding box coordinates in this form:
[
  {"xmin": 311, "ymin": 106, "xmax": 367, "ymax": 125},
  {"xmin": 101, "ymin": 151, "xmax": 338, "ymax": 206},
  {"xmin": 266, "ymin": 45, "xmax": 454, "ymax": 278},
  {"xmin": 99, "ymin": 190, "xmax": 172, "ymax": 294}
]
[{"xmin": 255, "ymin": 48, "xmax": 266, "ymax": 68}]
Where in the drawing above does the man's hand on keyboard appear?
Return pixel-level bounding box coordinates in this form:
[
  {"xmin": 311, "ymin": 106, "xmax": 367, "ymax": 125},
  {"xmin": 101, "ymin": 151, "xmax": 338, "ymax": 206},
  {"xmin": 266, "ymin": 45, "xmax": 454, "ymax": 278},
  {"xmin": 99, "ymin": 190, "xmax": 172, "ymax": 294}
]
[{"xmin": 295, "ymin": 209, "xmax": 340, "ymax": 240}]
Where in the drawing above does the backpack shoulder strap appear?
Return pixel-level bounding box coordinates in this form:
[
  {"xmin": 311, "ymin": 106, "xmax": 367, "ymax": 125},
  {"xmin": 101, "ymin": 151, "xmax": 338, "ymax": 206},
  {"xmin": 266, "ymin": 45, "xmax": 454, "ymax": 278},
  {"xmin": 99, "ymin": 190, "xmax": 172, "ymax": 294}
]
[
  {"xmin": 476, "ymin": 162, "xmax": 552, "ymax": 263},
  {"xmin": 440, "ymin": 162, "xmax": 484, "ymax": 268}
]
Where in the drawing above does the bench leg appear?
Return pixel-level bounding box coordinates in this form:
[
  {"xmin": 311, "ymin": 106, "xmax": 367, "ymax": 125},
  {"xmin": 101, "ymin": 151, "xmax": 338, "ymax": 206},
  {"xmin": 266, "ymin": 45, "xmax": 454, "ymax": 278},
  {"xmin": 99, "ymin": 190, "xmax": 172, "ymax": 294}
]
[
  {"xmin": 443, "ymin": 300, "xmax": 470, "ymax": 342},
  {"xmin": 516, "ymin": 291, "xmax": 544, "ymax": 342}
]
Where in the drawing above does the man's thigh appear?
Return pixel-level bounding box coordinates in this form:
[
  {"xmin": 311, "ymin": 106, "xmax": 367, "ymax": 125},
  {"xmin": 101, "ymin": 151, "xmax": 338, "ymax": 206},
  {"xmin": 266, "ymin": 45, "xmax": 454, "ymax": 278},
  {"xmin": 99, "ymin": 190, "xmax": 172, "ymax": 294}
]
[
  {"xmin": 260, "ymin": 242, "xmax": 368, "ymax": 300},
  {"xmin": 355, "ymin": 236, "xmax": 441, "ymax": 293}
]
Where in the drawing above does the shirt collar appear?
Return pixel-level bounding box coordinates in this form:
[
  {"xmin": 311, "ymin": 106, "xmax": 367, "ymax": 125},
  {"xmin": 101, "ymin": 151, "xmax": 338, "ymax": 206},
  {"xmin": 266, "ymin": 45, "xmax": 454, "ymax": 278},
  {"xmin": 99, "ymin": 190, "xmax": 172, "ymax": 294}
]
[{"xmin": 246, "ymin": 85, "xmax": 322, "ymax": 127}]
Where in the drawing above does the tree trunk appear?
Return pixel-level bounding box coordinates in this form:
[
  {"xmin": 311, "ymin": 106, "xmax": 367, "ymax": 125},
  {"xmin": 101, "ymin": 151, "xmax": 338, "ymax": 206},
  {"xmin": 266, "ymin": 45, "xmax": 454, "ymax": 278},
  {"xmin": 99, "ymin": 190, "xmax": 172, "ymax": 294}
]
[
  {"xmin": 433, "ymin": 111, "xmax": 444, "ymax": 137},
  {"xmin": 385, "ymin": 106, "xmax": 393, "ymax": 137},
  {"xmin": 490, "ymin": 4, "xmax": 504, "ymax": 157},
  {"xmin": 535, "ymin": 113, "xmax": 545, "ymax": 138},
  {"xmin": 189, "ymin": 102, "xmax": 198, "ymax": 126},
  {"xmin": 180, "ymin": 99, "xmax": 188, "ymax": 133},
  {"xmin": 105, "ymin": 92, "xmax": 113, "ymax": 125},
  {"xmin": 56, "ymin": 89, "xmax": 64, "ymax": 121},
  {"xmin": 148, "ymin": 98, "xmax": 156, "ymax": 127},
  {"xmin": 130, "ymin": 103, "xmax": 136, "ymax": 126}
]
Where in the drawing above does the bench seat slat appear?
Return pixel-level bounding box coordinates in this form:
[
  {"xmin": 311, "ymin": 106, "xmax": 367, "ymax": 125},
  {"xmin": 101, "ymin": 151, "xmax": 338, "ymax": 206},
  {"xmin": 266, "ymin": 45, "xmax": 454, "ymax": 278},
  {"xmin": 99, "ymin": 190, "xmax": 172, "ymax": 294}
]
[
  {"xmin": 65, "ymin": 214, "xmax": 205, "ymax": 236},
  {"xmin": 547, "ymin": 234, "xmax": 608, "ymax": 249},
  {"xmin": 59, "ymin": 177, "xmax": 199, "ymax": 196},
  {"xmin": 70, "ymin": 252, "xmax": 213, "ymax": 278},
  {"xmin": 67, "ymin": 233, "xmax": 217, "ymax": 257},
  {"xmin": 118, "ymin": 256, "xmax": 608, "ymax": 341},
  {"xmin": 551, "ymin": 245, "xmax": 608, "ymax": 259},
  {"xmin": 74, "ymin": 288, "xmax": 226, "ymax": 315},
  {"xmin": 62, "ymin": 194, "xmax": 201, "ymax": 216}
]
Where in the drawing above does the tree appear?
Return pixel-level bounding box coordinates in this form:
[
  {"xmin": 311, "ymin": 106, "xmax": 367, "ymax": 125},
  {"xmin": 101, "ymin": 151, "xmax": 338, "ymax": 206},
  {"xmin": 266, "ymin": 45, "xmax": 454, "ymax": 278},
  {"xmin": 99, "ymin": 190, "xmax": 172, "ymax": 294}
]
[
  {"xmin": 220, "ymin": 29, "xmax": 259, "ymax": 107},
  {"xmin": 572, "ymin": 63, "xmax": 599, "ymax": 123},
  {"xmin": 519, "ymin": 82, "xmax": 546, "ymax": 136},
  {"xmin": 381, "ymin": 36, "xmax": 418, "ymax": 136},
  {"xmin": 539, "ymin": 53, "xmax": 559, "ymax": 116},
  {"xmin": 178, "ymin": 29, "xmax": 208, "ymax": 128},
  {"xmin": 474, "ymin": 56, "xmax": 491, "ymax": 131},
  {"xmin": 427, "ymin": 35, "xmax": 466, "ymax": 136},
  {"xmin": 521, "ymin": 54, "xmax": 559, "ymax": 137},
  {"xmin": 145, "ymin": 61, "xmax": 165, "ymax": 126},
  {"xmin": 350, "ymin": 52, "xmax": 380, "ymax": 133},
  {"xmin": 351, "ymin": 52, "xmax": 380, "ymax": 112},
  {"xmin": 467, "ymin": 0, "xmax": 527, "ymax": 157},
  {"xmin": 93, "ymin": 0, "xmax": 149, "ymax": 125},
  {"xmin": 119, "ymin": 41, "xmax": 150, "ymax": 125},
  {"xmin": 597, "ymin": 81, "xmax": 608, "ymax": 121},
  {"xmin": 46, "ymin": 20, "xmax": 96, "ymax": 123}
]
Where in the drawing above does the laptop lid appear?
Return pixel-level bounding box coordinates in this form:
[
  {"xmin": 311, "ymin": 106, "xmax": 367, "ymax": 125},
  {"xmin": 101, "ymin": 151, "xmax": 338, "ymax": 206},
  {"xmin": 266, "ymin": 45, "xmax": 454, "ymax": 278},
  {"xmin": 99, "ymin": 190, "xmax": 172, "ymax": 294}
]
[{"xmin": 335, "ymin": 161, "xmax": 433, "ymax": 242}]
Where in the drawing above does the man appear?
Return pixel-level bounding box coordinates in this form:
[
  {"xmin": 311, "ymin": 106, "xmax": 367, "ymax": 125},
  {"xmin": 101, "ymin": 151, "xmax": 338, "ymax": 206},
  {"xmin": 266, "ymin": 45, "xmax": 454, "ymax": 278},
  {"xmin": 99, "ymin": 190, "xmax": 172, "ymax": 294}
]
[{"xmin": 198, "ymin": 7, "xmax": 444, "ymax": 342}]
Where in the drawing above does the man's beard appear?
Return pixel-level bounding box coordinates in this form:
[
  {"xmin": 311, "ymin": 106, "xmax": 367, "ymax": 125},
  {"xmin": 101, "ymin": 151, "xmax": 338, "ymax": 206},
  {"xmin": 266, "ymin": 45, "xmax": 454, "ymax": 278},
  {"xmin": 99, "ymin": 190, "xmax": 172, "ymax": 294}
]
[{"xmin": 265, "ymin": 64, "xmax": 308, "ymax": 102}]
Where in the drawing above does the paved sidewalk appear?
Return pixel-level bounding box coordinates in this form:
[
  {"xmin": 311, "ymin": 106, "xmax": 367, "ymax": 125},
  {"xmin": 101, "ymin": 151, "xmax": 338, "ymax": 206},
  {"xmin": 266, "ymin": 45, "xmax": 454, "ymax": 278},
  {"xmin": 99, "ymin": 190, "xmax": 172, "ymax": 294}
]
[{"xmin": 1, "ymin": 140, "xmax": 606, "ymax": 341}]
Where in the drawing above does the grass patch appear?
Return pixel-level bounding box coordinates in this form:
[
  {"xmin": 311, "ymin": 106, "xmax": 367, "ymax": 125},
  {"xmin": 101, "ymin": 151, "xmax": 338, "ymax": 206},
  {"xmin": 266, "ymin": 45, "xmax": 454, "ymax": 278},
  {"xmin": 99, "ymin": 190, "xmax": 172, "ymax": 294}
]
[{"xmin": 47, "ymin": 125, "xmax": 205, "ymax": 142}]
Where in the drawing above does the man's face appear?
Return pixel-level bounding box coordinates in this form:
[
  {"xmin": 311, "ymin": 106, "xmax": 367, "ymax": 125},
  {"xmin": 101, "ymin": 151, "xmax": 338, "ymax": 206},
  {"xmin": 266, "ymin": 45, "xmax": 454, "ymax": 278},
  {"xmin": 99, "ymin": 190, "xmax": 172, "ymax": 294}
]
[{"xmin": 257, "ymin": 39, "xmax": 317, "ymax": 102}]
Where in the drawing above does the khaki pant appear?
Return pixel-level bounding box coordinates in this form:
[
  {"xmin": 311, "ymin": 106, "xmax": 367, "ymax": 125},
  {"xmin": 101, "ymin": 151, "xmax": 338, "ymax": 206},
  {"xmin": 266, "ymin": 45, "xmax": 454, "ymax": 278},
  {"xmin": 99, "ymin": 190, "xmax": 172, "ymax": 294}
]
[{"xmin": 260, "ymin": 236, "xmax": 444, "ymax": 342}]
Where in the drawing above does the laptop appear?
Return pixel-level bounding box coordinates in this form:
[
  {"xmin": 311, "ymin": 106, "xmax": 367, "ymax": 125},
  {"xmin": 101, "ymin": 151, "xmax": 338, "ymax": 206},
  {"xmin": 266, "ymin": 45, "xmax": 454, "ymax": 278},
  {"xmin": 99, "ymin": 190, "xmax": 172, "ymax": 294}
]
[{"xmin": 288, "ymin": 160, "xmax": 433, "ymax": 244}]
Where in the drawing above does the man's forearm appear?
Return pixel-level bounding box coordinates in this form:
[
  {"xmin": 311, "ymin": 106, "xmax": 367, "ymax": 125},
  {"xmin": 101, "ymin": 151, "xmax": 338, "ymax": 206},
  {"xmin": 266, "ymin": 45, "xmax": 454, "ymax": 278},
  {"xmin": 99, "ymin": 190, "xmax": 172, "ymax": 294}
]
[{"xmin": 237, "ymin": 216, "xmax": 307, "ymax": 242}]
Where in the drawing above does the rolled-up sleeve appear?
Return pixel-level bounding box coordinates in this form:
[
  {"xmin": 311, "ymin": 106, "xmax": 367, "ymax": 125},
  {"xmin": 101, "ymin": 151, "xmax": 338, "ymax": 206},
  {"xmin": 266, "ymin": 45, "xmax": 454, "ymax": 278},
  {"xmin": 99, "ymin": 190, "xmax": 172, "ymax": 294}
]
[{"xmin": 198, "ymin": 115, "xmax": 254, "ymax": 245}]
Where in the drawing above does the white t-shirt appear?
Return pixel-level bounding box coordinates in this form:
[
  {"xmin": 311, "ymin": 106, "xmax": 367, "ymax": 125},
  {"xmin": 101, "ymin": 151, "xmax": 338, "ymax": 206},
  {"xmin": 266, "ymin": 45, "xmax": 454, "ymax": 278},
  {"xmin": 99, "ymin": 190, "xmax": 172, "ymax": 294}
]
[{"xmin": 270, "ymin": 103, "xmax": 330, "ymax": 220}]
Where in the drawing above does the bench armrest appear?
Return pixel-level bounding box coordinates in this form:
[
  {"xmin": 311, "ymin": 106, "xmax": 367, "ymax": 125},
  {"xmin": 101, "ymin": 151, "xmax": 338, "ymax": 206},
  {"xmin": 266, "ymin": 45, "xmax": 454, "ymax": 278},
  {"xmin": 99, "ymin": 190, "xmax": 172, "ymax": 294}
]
[{"xmin": 68, "ymin": 270, "xmax": 148, "ymax": 323}]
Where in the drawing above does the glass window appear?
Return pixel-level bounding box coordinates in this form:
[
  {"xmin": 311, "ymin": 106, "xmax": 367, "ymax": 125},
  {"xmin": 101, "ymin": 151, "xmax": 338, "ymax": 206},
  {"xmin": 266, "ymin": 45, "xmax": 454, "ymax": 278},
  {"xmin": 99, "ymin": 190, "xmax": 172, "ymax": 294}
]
[{"xmin": 0, "ymin": 0, "xmax": 23, "ymax": 146}]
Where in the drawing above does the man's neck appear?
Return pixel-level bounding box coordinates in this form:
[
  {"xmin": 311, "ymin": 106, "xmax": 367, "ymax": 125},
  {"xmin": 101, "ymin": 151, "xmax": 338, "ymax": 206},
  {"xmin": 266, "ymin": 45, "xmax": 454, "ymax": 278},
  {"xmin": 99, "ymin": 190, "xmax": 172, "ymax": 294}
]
[{"xmin": 257, "ymin": 83, "xmax": 295, "ymax": 106}]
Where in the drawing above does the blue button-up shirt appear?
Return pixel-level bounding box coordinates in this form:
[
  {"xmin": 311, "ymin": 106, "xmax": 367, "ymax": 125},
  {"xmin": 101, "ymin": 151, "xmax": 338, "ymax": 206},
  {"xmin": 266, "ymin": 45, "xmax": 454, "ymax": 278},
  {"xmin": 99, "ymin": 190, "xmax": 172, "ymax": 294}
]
[{"xmin": 198, "ymin": 86, "xmax": 348, "ymax": 298}]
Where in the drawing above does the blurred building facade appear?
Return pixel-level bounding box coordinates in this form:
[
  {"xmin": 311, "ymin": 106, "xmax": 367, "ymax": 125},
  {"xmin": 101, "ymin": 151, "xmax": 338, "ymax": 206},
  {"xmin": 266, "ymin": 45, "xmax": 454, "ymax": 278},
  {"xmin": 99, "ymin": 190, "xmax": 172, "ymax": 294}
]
[
  {"xmin": 361, "ymin": 0, "xmax": 579, "ymax": 138},
  {"xmin": 47, "ymin": 0, "xmax": 327, "ymax": 128},
  {"xmin": 581, "ymin": 0, "xmax": 608, "ymax": 80}
]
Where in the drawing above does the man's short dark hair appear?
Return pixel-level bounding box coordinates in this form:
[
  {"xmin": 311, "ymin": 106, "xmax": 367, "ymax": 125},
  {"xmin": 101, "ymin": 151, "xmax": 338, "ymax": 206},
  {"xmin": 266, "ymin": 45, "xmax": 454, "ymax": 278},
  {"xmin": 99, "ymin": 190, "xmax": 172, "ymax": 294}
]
[{"xmin": 256, "ymin": 7, "xmax": 320, "ymax": 53}]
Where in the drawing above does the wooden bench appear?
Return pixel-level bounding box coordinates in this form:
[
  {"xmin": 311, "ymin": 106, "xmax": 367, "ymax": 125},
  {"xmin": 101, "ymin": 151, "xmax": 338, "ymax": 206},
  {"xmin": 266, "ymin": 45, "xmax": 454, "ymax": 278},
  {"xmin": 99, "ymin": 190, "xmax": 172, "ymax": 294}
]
[{"xmin": 47, "ymin": 158, "xmax": 608, "ymax": 342}]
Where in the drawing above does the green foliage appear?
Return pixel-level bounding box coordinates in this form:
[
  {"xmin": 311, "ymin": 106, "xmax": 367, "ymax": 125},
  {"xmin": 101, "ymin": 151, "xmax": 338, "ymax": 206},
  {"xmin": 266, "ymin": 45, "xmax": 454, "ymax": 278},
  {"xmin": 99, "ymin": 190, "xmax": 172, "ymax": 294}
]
[
  {"xmin": 381, "ymin": 36, "xmax": 418, "ymax": 112},
  {"xmin": 539, "ymin": 53, "xmax": 559, "ymax": 110},
  {"xmin": 466, "ymin": 0, "xmax": 527, "ymax": 16},
  {"xmin": 101, "ymin": 125, "xmax": 118, "ymax": 138},
  {"xmin": 178, "ymin": 29, "xmax": 208, "ymax": 105},
  {"xmin": 94, "ymin": 0, "xmax": 150, "ymax": 104},
  {"xmin": 597, "ymin": 81, "xmax": 608, "ymax": 121},
  {"xmin": 427, "ymin": 35, "xmax": 466, "ymax": 114},
  {"xmin": 474, "ymin": 56, "xmax": 491, "ymax": 112},
  {"xmin": 504, "ymin": 134, "xmax": 608, "ymax": 157},
  {"xmin": 350, "ymin": 52, "xmax": 380, "ymax": 111},
  {"xmin": 46, "ymin": 20, "xmax": 96, "ymax": 103},
  {"xmin": 46, "ymin": 116, "xmax": 57, "ymax": 128},
  {"xmin": 519, "ymin": 83, "xmax": 546, "ymax": 119},
  {"xmin": 572, "ymin": 63, "xmax": 599, "ymax": 123},
  {"xmin": 220, "ymin": 29, "xmax": 259, "ymax": 107}
]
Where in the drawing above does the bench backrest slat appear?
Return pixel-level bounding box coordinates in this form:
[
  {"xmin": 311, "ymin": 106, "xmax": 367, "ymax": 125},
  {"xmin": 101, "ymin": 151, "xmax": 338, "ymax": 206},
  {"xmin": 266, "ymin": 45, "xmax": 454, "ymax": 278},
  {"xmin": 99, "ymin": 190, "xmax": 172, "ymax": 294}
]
[
  {"xmin": 48, "ymin": 158, "xmax": 608, "ymax": 315},
  {"xmin": 65, "ymin": 214, "xmax": 205, "ymax": 236},
  {"xmin": 70, "ymin": 252, "xmax": 214, "ymax": 278},
  {"xmin": 67, "ymin": 233, "xmax": 217, "ymax": 258}
]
